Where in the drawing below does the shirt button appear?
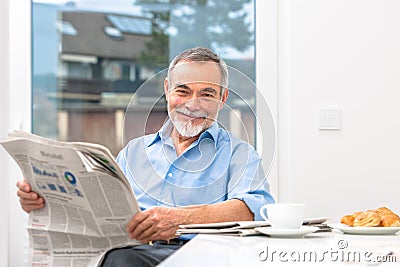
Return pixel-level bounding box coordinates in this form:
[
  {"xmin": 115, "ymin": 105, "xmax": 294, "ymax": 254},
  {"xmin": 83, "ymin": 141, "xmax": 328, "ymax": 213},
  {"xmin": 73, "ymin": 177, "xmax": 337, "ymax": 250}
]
[{"xmin": 168, "ymin": 173, "xmax": 172, "ymax": 177}]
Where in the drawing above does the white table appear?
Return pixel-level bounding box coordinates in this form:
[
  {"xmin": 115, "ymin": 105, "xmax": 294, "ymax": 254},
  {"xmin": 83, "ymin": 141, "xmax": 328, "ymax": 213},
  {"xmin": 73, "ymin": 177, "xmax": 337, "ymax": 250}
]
[{"xmin": 159, "ymin": 231, "xmax": 400, "ymax": 267}]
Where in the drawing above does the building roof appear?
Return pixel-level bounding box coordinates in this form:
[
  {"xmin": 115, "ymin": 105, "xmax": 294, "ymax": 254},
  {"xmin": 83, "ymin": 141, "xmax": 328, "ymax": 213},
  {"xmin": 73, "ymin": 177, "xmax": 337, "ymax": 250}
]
[{"xmin": 60, "ymin": 11, "xmax": 153, "ymax": 59}]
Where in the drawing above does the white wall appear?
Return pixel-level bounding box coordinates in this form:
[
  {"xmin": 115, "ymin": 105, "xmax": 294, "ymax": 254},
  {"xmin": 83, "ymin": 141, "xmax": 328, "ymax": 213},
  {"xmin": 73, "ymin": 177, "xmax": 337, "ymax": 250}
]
[
  {"xmin": 277, "ymin": 0, "xmax": 400, "ymax": 221},
  {"xmin": 0, "ymin": 0, "xmax": 10, "ymax": 266}
]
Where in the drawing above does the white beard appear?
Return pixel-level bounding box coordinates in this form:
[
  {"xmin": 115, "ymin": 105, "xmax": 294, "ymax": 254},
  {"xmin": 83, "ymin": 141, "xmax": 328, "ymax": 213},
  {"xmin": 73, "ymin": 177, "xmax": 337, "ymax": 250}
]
[
  {"xmin": 172, "ymin": 118, "xmax": 207, "ymax": 137},
  {"xmin": 169, "ymin": 108, "xmax": 211, "ymax": 137}
]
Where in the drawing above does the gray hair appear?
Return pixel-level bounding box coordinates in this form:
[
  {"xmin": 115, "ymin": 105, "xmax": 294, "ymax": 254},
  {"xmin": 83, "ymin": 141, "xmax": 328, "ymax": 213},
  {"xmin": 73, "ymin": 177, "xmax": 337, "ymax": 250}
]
[{"xmin": 167, "ymin": 47, "xmax": 229, "ymax": 92}]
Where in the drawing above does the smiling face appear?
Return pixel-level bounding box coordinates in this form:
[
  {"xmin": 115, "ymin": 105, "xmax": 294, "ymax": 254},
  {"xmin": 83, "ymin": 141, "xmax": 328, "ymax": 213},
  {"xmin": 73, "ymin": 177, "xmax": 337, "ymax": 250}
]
[{"xmin": 165, "ymin": 61, "xmax": 228, "ymax": 138}]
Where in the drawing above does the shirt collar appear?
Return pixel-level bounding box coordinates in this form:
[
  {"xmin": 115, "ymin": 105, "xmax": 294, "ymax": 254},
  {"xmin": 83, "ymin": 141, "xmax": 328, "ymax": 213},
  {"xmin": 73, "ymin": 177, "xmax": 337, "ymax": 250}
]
[{"xmin": 147, "ymin": 119, "xmax": 219, "ymax": 147}]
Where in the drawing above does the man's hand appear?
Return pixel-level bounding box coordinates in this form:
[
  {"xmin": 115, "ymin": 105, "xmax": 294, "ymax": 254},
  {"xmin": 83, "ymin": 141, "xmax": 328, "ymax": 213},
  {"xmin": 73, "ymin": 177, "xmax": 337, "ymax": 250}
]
[
  {"xmin": 16, "ymin": 180, "xmax": 45, "ymax": 213},
  {"xmin": 126, "ymin": 206, "xmax": 189, "ymax": 243},
  {"xmin": 125, "ymin": 200, "xmax": 253, "ymax": 243}
]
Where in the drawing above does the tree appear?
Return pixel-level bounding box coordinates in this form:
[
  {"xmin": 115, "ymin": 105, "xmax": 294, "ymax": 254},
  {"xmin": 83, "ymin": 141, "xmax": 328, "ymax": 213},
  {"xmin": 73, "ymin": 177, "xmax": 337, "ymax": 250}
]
[{"xmin": 134, "ymin": 0, "xmax": 254, "ymax": 66}]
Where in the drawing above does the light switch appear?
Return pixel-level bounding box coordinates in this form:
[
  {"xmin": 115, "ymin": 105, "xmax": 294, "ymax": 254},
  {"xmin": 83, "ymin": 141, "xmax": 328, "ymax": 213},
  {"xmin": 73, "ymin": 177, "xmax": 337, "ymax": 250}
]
[{"xmin": 319, "ymin": 108, "xmax": 341, "ymax": 130}]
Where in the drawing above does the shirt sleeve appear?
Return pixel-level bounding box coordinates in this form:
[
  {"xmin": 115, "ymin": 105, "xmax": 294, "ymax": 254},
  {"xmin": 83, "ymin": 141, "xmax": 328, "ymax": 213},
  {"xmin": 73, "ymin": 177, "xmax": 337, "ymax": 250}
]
[{"xmin": 227, "ymin": 142, "xmax": 275, "ymax": 221}]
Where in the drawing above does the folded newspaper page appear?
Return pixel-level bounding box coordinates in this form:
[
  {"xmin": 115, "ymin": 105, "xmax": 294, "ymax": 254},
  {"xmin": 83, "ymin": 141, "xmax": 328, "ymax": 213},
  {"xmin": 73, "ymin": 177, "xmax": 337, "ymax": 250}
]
[
  {"xmin": 176, "ymin": 218, "xmax": 330, "ymax": 236},
  {"xmin": 176, "ymin": 221, "xmax": 271, "ymax": 236},
  {"xmin": 1, "ymin": 131, "xmax": 142, "ymax": 267}
]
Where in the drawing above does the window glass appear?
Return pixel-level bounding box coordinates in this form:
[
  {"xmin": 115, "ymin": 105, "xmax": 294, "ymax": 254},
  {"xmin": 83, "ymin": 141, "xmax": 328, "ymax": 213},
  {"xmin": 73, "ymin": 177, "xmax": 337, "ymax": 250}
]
[{"xmin": 32, "ymin": 0, "xmax": 255, "ymax": 155}]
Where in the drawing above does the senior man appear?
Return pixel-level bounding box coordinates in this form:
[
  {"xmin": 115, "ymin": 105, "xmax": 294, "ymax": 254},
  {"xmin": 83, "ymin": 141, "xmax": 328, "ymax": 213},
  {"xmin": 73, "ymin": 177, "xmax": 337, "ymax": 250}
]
[{"xmin": 17, "ymin": 47, "xmax": 274, "ymax": 266}]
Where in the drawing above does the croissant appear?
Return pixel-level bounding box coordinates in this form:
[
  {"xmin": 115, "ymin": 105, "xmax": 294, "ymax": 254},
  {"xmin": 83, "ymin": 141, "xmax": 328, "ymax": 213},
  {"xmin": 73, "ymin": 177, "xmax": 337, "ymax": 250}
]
[
  {"xmin": 376, "ymin": 207, "xmax": 399, "ymax": 219},
  {"xmin": 340, "ymin": 215, "xmax": 355, "ymax": 226},
  {"xmin": 380, "ymin": 215, "xmax": 400, "ymax": 227},
  {"xmin": 353, "ymin": 211, "xmax": 381, "ymax": 227},
  {"xmin": 341, "ymin": 207, "xmax": 400, "ymax": 227}
]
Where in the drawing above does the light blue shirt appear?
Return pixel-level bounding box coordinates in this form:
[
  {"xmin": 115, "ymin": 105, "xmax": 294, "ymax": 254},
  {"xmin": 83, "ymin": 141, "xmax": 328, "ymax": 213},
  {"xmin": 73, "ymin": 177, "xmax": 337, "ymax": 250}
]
[{"xmin": 116, "ymin": 120, "xmax": 274, "ymax": 221}]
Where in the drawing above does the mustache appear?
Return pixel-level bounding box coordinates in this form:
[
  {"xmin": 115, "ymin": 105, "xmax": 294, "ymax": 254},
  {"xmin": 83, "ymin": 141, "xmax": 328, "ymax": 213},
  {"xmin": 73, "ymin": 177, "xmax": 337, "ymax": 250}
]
[{"xmin": 175, "ymin": 107, "xmax": 208, "ymax": 118}]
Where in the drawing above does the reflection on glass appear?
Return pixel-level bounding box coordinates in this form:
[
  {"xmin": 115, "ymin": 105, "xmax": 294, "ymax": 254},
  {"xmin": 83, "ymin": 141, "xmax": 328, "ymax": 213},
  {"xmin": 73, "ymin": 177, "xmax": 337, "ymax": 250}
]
[{"xmin": 32, "ymin": 0, "xmax": 255, "ymax": 155}]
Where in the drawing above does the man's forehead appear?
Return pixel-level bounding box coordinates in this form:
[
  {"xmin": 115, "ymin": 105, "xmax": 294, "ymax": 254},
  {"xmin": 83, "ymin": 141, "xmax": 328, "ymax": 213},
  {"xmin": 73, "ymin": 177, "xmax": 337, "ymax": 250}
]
[{"xmin": 169, "ymin": 61, "xmax": 223, "ymax": 86}]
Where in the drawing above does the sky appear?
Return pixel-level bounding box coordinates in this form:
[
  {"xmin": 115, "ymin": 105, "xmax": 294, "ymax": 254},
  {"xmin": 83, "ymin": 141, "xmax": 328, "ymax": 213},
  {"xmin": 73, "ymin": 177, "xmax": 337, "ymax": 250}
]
[{"xmin": 34, "ymin": 0, "xmax": 141, "ymax": 14}]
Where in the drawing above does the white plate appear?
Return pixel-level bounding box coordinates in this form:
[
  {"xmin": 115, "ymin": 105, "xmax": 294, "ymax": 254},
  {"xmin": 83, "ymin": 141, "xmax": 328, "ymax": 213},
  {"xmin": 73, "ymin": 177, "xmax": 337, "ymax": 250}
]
[
  {"xmin": 255, "ymin": 226, "xmax": 319, "ymax": 238},
  {"xmin": 329, "ymin": 223, "xmax": 400, "ymax": 235}
]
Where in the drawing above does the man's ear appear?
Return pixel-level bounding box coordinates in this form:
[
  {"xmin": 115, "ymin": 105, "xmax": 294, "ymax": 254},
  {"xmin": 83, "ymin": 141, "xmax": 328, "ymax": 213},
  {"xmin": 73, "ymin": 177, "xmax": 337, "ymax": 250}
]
[
  {"xmin": 164, "ymin": 78, "xmax": 169, "ymax": 102},
  {"xmin": 219, "ymin": 88, "xmax": 229, "ymax": 111}
]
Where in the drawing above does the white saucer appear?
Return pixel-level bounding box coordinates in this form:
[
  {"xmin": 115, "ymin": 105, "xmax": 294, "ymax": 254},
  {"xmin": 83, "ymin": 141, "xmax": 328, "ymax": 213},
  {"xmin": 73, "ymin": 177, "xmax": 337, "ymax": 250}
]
[
  {"xmin": 329, "ymin": 223, "xmax": 400, "ymax": 235},
  {"xmin": 255, "ymin": 226, "xmax": 319, "ymax": 238}
]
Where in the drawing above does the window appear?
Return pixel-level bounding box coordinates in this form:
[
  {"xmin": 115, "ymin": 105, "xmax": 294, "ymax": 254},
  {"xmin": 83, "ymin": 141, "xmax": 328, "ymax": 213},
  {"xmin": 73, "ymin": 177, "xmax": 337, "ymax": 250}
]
[
  {"xmin": 103, "ymin": 26, "xmax": 123, "ymax": 39},
  {"xmin": 107, "ymin": 14, "xmax": 152, "ymax": 35},
  {"xmin": 32, "ymin": 0, "xmax": 257, "ymax": 155},
  {"xmin": 54, "ymin": 20, "xmax": 78, "ymax": 36}
]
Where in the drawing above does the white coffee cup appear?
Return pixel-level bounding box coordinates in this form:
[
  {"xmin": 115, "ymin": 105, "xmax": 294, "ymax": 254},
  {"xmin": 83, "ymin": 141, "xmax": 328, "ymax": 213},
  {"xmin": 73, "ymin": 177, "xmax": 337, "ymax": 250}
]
[{"xmin": 260, "ymin": 203, "xmax": 305, "ymax": 229}]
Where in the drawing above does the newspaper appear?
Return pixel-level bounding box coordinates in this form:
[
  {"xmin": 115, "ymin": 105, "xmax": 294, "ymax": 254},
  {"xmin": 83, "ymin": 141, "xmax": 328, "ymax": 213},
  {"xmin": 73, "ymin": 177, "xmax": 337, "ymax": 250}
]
[
  {"xmin": 1, "ymin": 131, "xmax": 142, "ymax": 267},
  {"xmin": 176, "ymin": 221, "xmax": 271, "ymax": 236},
  {"xmin": 176, "ymin": 218, "xmax": 331, "ymax": 236}
]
